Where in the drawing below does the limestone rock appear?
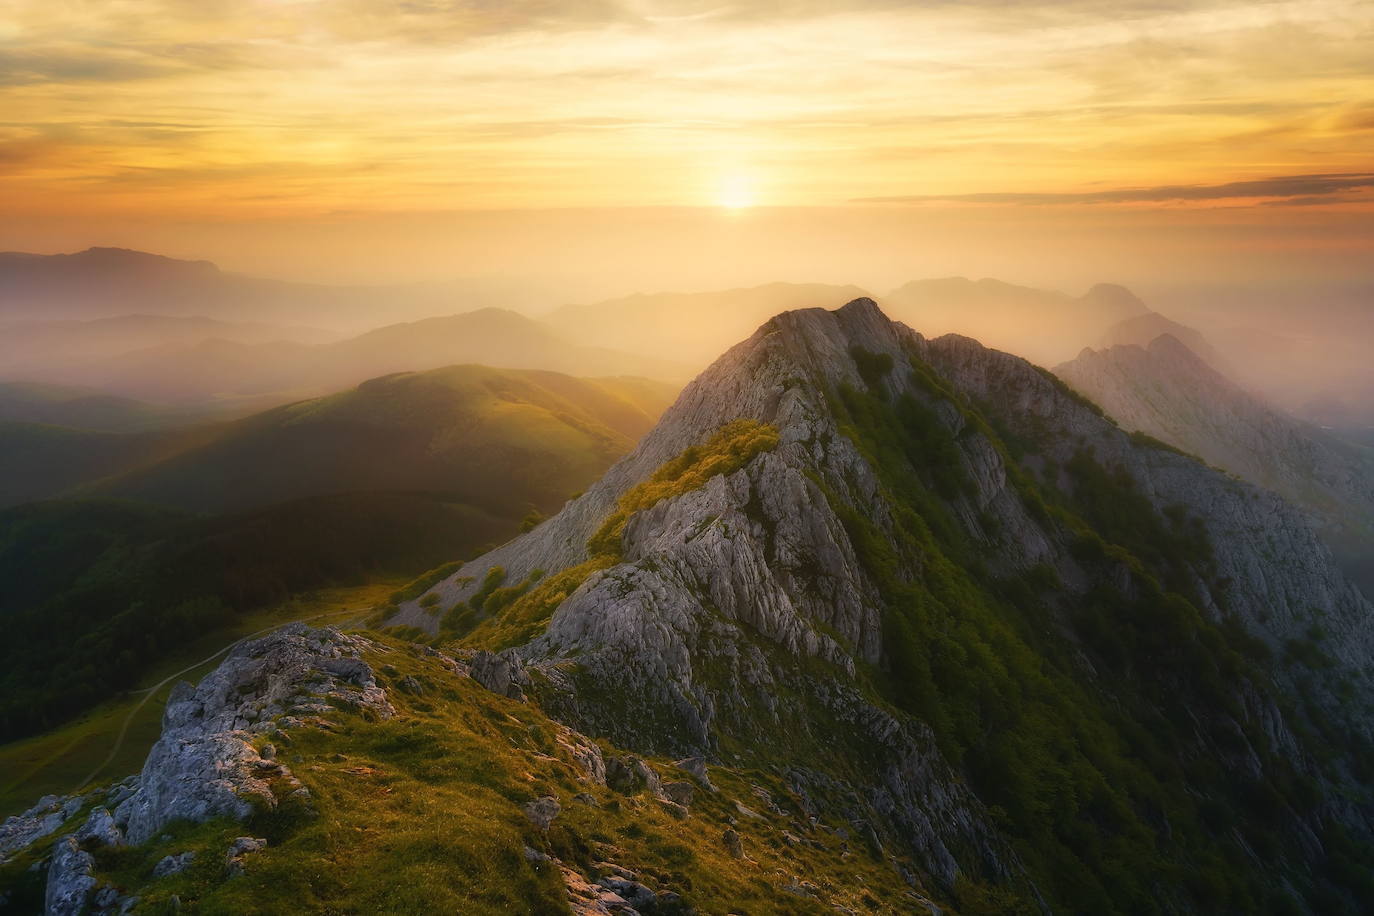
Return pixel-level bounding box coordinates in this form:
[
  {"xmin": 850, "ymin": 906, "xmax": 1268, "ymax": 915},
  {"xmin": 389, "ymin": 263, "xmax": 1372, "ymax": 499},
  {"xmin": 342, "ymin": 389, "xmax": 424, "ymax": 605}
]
[
  {"xmin": 523, "ymin": 795, "xmax": 561, "ymax": 831},
  {"xmin": 0, "ymin": 795, "xmax": 81, "ymax": 865},
  {"xmin": 152, "ymin": 851, "xmax": 196, "ymax": 878},
  {"xmin": 469, "ymin": 650, "xmax": 529, "ymax": 701},
  {"xmin": 116, "ymin": 625, "xmax": 391, "ymax": 844},
  {"xmin": 44, "ymin": 837, "xmax": 97, "ymax": 916},
  {"xmin": 722, "ymin": 828, "xmax": 744, "ymax": 859}
]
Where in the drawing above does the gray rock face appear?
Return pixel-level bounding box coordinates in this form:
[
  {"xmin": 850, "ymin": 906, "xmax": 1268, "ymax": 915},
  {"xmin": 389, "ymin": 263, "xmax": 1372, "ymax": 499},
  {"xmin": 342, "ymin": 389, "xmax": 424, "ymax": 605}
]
[
  {"xmin": 0, "ymin": 795, "xmax": 82, "ymax": 865},
  {"xmin": 115, "ymin": 625, "xmax": 392, "ymax": 844},
  {"xmin": 469, "ymin": 650, "xmax": 529, "ymax": 701},
  {"xmin": 152, "ymin": 851, "xmax": 196, "ymax": 878},
  {"xmin": 523, "ymin": 796, "xmax": 561, "ymax": 831},
  {"xmin": 44, "ymin": 837, "xmax": 98, "ymax": 916}
]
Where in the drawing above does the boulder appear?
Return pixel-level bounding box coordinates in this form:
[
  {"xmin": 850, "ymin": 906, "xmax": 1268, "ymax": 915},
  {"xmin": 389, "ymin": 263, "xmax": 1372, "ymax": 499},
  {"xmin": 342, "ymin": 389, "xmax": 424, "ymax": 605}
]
[
  {"xmin": 469, "ymin": 650, "xmax": 528, "ymax": 701},
  {"xmin": 115, "ymin": 626, "xmax": 391, "ymax": 844},
  {"xmin": 523, "ymin": 795, "xmax": 562, "ymax": 831}
]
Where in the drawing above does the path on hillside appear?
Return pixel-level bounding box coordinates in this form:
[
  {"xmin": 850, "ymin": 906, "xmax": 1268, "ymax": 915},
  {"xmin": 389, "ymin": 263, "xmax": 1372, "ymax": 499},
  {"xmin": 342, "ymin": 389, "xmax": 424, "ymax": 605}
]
[{"xmin": 71, "ymin": 608, "xmax": 365, "ymax": 796}]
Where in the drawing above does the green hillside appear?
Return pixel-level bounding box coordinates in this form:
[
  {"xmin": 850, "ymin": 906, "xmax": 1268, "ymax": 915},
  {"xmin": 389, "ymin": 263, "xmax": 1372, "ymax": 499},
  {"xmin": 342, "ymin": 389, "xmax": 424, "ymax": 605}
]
[{"xmin": 91, "ymin": 365, "xmax": 677, "ymax": 514}]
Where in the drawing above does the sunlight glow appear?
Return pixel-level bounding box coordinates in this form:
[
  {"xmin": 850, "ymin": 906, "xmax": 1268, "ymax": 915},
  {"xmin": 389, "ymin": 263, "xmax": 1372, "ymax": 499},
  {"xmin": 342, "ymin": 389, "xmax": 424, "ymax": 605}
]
[{"xmin": 717, "ymin": 176, "xmax": 757, "ymax": 210}]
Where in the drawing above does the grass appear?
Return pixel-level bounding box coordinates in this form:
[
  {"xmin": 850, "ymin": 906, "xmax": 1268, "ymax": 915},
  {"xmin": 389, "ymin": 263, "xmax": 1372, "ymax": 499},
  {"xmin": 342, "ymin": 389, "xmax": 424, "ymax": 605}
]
[
  {"xmin": 0, "ymin": 583, "xmax": 396, "ymax": 817},
  {"xmin": 39, "ymin": 631, "xmax": 951, "ymax": 914}
]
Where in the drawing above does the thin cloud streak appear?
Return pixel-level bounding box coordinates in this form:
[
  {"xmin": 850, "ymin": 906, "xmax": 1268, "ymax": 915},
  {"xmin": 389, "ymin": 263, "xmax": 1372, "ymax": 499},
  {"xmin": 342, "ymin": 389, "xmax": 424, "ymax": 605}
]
[{"xmin": 854, "ymin": 173, "xmax": 1374, "ymax": 207}]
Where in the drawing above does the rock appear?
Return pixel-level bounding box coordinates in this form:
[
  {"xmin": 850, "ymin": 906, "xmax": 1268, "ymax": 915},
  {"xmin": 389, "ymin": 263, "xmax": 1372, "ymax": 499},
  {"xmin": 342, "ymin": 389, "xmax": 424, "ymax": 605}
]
[
  {"xmin": 674, "ymin": 757, "xmax": 714, "ymax": 790},
  {"xmin": 396, "ymin": 675, "xmax": 425, "ymax": 695},
  {"xmin": 734, "ymin": 802, "xmax": 763, "ymax": 820},
  {"xmin": 594, "ymin": 862, "xmax": 637, "ymax": 880},
  {"xmin": 573, "ymin": 792, "xmax": 600, "ymax": 807},
  {"xmin": 44, "ymin": 837, "xmax": 97, "ymax": 916},
  {"xmin": 657, "ymin": 799, "xmax": 689, "ymax": 820},
  {"xmin": 598, "ymin": 876, "xmax": 655, "ymax": 909},
  {"xmin": 116, "ymin": 625, "xmax": 391, "ymax": 844},
  {"xmin": 224, "ymin": 836, "xmax": 267, "ymax": 877},
  {"xmin": 523, "ymin": 795, "xmax": 561, "ymax": 831},
  {"xmin": 782, "ymin": 880, "xmax": 820, "ymax": 898},
  {"xmin": 153, "ymin": 851, "xmax": 196, "ymax": 877},
  {"xmin": 606, "ymin": 756, "xmax": 660, "ymax": 796},
  {"xmin": 0, "ymin": 795, "xmax": 77, "ymax": 864},
  {"xmin": 259, "ymin": 742, "xmax": 277, "ymax": 760},
  {"xmin": 469, "ymin": 650, "xmax": 528, "ymax": 701},
  {"xmin": 523, "ymin": 845, "xmax": 550, "ymax": 864},
  {"xmin": 75, "ymin": 808, "xmax": 123, "ymax": 849},
  {"xmin": 557, "ymin": 728, "xmax": 607, "ymax": 785},
  {"xmin": 660, "ymin": 781, "xmax": 694, "ymax": 807},
  {"xmin": 722, "ymin": 828, "xmax": 744, "ymax": 859},
  {"xmin": 228, "ymin": 836, "xmax": 268, "ymax": 857}
]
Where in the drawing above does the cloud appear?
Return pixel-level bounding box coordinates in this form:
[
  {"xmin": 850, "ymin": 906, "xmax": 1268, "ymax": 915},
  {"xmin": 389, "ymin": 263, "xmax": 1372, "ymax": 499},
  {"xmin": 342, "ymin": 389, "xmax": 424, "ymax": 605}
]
[{"xmin": 854, "ymin": 173, "xmax": 1374, "ymax": 206}]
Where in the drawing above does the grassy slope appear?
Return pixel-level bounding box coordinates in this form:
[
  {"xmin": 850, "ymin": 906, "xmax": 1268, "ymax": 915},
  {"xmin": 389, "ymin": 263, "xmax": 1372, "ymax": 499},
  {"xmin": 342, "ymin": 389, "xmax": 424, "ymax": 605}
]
[
  {"xmin": 0, "ymin": 421, "xmax": 218, "ymax": 509},
  {"xmin": 88, "ymin": 365, "xmax": 676, "ymax": 515},
  {"xmin": 0, "ymin": 632, "xmax": 951, "ymax": 915}
]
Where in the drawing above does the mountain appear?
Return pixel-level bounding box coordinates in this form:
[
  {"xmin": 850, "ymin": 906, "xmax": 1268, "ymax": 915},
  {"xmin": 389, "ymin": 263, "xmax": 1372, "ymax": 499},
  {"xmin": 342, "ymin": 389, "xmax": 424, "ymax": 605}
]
[
  {"xmin": 1055, "ymin": 333, "xmax": 1374, "ymax": 592},
  {"xmin": 883, "ymin": 278, "xmax": 1150, "ymax": 367},
  {"xmin": 545, "ymin": 282, "xmax": 868, "ymax": 370},
  {"xmin": 0, "ymin": 315, "xmax": 334, "ymax": 391},
  {"xmin": 1097, "ymin": 311, "xmax": 1228, "ymax": 372},
  {"xmin": 5, "ymin": 299, "xmax": 1372, "ymax": 914},
  {"xmin": 24, "ymin": 308, "xmax": 685, "ymax": 405},
  {"xmin": 0, "ymin": 247, "xmax": 546, "ymax": 331},
  {"xmin": 89, "ymin": 365, "xmax": 677, "ymax": 513}
]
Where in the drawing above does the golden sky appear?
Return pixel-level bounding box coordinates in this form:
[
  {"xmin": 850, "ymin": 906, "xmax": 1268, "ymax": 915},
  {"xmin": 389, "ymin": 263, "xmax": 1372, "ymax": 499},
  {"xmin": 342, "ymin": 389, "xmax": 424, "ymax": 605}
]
[{"xmin": 1, "ymin": 0, "xmax": 1371, "ymax": 286}]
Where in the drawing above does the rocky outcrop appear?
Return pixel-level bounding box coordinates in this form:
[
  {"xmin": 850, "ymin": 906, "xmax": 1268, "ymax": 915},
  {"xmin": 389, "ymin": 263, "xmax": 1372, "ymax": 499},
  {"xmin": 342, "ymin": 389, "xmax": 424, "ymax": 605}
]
[
  {"xmin": 114, "ymin": 624, "xmax": 392, "ymax": 844},
  {"xmin": 0, "ymin": 795, "xmax": 82, "ymax": 865},
  {"xmin": 44, "ymin": 807, "xmax": 132, "ymax": 916}
]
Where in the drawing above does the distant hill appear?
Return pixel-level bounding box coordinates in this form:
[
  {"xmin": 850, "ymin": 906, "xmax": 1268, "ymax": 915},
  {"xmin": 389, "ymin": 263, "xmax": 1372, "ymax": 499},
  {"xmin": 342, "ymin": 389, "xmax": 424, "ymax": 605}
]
[
  {"xmin": 16, "ymin": 307, "xmax": 685, "ymax": 403},
  {"xmin": 0, "ymin": 381, "xmax": 253, "ymax": 433},
  {"xmin": 88, "ymin": 364, "xmax": 678, "ymax": 514},
  {"xmin": 545, "ymin": 282, "xmax": 868, "ymax": 369},
  {"xmin": 0, "ymin": 314, "xmax": 333, "ymax": 385},
  {"xmin": 883, "ymin": 278, "xmax": 1150, "ymax": 366},
  {"xmin": 0, "ymin": 246, "xmax": 542, "ymax": 330},
  {"xmin": 1056, "ymin": 333, "xmax": 1374, "ymax": 591},
  {"xmin": 0, "ymin": 421, "xmax": 219, "ymax": 509}
]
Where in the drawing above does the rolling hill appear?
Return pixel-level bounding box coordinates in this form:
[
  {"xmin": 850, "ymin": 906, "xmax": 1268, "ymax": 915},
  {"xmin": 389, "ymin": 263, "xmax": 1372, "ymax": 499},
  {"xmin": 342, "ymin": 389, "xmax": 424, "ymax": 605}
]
[{"xmin": 90, "ymin": 365, "xmax": 678, "ymax": 514}]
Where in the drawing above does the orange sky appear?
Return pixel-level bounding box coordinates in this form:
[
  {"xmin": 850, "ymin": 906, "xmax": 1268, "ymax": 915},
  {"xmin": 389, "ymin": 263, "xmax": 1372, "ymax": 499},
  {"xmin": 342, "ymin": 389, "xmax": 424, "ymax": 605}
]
[{"xmin": 1, "ymin": 0, "xmax": 1371, "ymax": 287}]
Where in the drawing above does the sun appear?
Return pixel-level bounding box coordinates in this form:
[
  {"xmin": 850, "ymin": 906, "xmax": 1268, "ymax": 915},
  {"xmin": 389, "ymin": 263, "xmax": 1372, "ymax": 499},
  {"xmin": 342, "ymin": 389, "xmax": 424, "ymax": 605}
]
[{"xmin": 716, "ymin": 175, "xmax": 757, "ymax": 210}]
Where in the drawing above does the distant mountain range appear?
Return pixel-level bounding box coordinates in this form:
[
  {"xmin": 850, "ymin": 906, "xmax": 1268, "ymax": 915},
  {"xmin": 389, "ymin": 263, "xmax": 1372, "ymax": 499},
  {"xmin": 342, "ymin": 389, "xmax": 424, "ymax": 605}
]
[
  {"xmin": 3, "ymin": 307, "xmax": 688, "ymax": 404},
  {"xmin": 0, "ymin": 246, "xmax": 542, "ymax": 330}
]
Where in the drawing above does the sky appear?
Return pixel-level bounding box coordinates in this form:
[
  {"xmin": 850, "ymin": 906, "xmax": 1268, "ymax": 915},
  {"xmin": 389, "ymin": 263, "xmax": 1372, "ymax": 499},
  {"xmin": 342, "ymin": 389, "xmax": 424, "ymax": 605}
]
[{"xmin": 1, "ymin": 0, "xmax": 1371, "ymax": 293}]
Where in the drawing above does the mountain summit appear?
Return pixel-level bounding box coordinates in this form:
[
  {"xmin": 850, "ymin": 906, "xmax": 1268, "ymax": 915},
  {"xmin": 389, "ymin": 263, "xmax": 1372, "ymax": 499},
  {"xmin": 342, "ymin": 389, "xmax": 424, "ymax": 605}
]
[{"xmin": 386, "ymin": 297, "xmax": 1374, "ymax": 911}]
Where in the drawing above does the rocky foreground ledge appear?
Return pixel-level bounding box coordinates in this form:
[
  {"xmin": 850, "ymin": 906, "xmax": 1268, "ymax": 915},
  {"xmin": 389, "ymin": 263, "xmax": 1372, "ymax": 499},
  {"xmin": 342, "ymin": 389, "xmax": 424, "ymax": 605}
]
[{"xmin": 1, "ymin": 624, "xmax": 394, "ymax": 915}]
